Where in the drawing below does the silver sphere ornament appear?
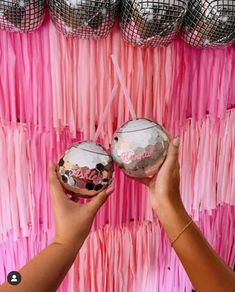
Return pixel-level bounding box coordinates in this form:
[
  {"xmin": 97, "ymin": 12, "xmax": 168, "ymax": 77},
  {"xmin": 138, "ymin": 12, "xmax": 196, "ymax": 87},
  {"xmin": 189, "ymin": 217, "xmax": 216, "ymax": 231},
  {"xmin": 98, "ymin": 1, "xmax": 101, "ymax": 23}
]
[
  {"xmin": 0, "ymin": 0, "xmax": 46, "ymax": 32},
  {"xmin": 181, "ymin": 0, "xmax": 235, "ymax": 48},
  {"xmin": 57, "ymin": 141, "xmax": 114, "ymax": 197},
  {"xmin": 120, "ymin": 0, "xmax": 188, "ymax": 47},
  {"xmin": 48, "ymin": 0, "xmax": 119, "ymax": 38},
  {"xmin": 112, "ymin": 119, "xmax": 170, "ymax": 178}
]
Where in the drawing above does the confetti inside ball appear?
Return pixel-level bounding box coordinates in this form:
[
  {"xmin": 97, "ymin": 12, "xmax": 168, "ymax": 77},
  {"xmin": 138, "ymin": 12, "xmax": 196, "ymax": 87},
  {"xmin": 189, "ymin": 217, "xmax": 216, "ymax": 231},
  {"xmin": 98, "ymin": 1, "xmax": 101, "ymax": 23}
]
[
  {"xmin": 111, "ymin": 119, "xmax": 170, "ymax": 178},
  {"xmin": 48, "ymin": 0, "xmax": 119, "ymax": 38},
  {"xmin": 120, "ymin": 0, "xmax": 188, "ymax": 47},
  {"xmin": 181, "ymin": 0, "xmax": 235, "ymax": 48},
  {"xmin": 57, "ymin": 141, "xmax": 114, "ymax": 197},
  {"xmin": 0, "ymin": 0, "xmax": 46, "ymax": 32}
]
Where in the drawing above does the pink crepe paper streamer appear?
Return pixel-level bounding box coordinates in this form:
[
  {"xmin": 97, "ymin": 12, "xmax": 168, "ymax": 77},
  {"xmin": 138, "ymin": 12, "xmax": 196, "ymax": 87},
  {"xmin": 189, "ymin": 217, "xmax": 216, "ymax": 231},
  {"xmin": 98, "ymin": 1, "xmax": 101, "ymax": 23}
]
[
  {"xmin": 0, "ymin": 20, "xmax": 235, "ymax": 292},
  {"xmin": 94, "ymin": 83, "xmax": 118, "ymax": 142},
  {"xmin": 1, "ymin": 206, "xmax": 234, "ymax": 291},
  {"xmin": 111, "ymin": 54, "xmax": 137, "ymax": 120},
  {"xmin": 1, "ymin": 110, "xmax": 235, "ymax": 241},
  {"xmin": 1, "ymin": 26, "xmax": 235, "ymax": 136}
]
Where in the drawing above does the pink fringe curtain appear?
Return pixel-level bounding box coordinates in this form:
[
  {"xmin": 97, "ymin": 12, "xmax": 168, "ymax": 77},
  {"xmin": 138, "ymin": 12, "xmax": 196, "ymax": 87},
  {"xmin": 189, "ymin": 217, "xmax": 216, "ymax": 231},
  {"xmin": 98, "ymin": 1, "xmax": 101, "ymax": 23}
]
[
  {"xmin": 1, "ymin": 22, "xmax": 235, "ymax": 138},
  {"xmin": 0, "ymin": 16, "xmax": 234, "ymax": 292},
  {"xmin": 1, "ymin": 206, "xmax": 234, "ymax": 292}
]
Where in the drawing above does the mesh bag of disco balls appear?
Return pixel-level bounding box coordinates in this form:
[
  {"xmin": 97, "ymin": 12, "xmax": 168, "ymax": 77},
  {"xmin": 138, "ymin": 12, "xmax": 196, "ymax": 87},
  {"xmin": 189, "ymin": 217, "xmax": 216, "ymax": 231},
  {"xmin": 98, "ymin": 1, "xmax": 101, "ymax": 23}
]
[
  {"xmin": 0, "ymin": 0, "xmax": 46, "ymax": 32},
  {"xmin": 119, "ymin": 0, "xmax": 188, "ymax": 47},
  {"xmin": 181, "ymin": 0, "xmax": 235, "ymax": 48},
  {"xmin": 48, "ymin": 0, "xmax": 119, "ymax": 38}
]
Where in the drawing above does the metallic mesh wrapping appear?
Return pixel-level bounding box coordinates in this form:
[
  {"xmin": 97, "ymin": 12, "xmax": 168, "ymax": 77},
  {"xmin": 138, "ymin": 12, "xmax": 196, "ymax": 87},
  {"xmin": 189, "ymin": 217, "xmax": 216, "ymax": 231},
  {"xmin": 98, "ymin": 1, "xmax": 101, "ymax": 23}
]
[
  {"xmin": 120, "ymin": 0, "xmax": 188, "ymax": 47},
  {"xmin": 181, "ymin": 0, "xmax": 235, "ymax": 48},
  {"xmin": 0, "ymin": 0, "xmax": 45, "ymax": 32},
  {"xmin": 48, "ymin": 0, "xmax": 119, "ymax": 38}
]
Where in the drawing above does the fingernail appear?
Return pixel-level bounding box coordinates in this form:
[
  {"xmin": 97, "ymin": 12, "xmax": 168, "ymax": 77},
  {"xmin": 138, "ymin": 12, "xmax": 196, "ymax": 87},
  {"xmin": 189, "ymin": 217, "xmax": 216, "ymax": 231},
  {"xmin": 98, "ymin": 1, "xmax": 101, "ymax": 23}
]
[
  {"xmin": 172, "ymin": 137, "xmax": 180, "ymax": 147},
  {"xmin": 107, "ymin": 187, "xmax": 115, "ymax": 195}
]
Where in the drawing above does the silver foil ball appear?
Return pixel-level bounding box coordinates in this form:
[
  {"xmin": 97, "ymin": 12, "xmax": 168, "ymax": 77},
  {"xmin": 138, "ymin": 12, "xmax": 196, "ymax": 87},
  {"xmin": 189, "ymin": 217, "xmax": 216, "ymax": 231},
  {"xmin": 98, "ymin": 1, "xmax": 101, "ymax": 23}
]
[
  {"xmin": 112, "ymin": 119, "xmax": 170, "ymax": 178},
  {"xmin": 57, "ymin": 141, "xmax": 114, "ymax": 197},
  {"xmin": 48, "ymin": 0, "xmax": 119, "ymax": 38},
  {"xmin": 120, "ymin": 0, "xmax": 188, "ymax": 47},
  {"xmin": 0, "ymin": 0, "xmax": 46, "ymax": 32},
  {"xmin": 181, "ymin": 0, "xmax": 235, "ymax": 48}
]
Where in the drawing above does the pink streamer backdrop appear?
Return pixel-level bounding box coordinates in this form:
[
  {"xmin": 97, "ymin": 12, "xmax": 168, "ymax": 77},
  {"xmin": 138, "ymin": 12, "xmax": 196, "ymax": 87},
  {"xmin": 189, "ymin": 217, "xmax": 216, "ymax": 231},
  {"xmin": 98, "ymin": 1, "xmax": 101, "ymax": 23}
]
[
  {"xmin": 0, "ymin": 15, "xmax": 234, "ymax": 292},
  {"xmin": 1, "ymin": 21, "xmax": 235, "ymax": 138},
  {"xmin": 1, "ymin": 206, "xmax": 234, "ymax": 291}
]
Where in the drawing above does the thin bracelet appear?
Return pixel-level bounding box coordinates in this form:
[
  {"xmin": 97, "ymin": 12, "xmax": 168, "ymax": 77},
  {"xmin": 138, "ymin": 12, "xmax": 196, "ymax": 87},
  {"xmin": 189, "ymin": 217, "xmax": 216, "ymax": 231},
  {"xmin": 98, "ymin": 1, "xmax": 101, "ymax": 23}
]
[{"xmin": 171, "ymin": 219, "xmax": 193, "ymax": 247}]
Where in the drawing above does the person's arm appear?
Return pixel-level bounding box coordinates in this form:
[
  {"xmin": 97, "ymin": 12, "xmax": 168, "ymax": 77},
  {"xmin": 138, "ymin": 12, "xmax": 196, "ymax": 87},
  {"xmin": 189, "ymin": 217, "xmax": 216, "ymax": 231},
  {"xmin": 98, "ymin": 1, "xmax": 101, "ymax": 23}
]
[
  {"xmin": 0, "ymin": 163, "xmax": 114, "ymax": 292},
  {"xmin": 141, "ymin": 138, "xmax": 235, "ymax": 292}
]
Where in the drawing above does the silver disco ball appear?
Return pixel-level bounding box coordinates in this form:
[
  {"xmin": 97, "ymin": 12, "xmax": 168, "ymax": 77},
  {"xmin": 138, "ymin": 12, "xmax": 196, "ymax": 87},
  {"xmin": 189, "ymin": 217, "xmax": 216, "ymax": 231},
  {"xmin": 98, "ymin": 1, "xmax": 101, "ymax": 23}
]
[
  {"xmin": 0, "ymin": 0, "xmax": 46, "ymax": 32},
  {"xmin": 111, "ymin": 119, "xmax": 170, "ymax": 178},
  {"xmin": 48, "ymin": 0, "xmax": 119, "ymax": 38},
  {"xmin": 57, "ymin": 141, "xmax": 114, "ymax": 197},
  {"xmin": 181, "ymin": 0, "xmax": 235, "ymax": 48},
  {"xmin": 120, "ymin": 0, "xmax": 188, "ymax": 47}
]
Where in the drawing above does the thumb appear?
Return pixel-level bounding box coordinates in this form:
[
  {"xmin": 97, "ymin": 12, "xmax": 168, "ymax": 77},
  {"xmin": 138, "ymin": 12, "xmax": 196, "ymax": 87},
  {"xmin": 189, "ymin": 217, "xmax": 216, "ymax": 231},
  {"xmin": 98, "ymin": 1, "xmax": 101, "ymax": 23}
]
[
  {"xmin": 49, "ymin": 162, "xmax": 67, "ymax": 203},
  {"xmin": 87, "ymin": 186, "xmax": 114, "ymax": 216},
  {"xmin": 164, "ymin": 137, "xmax": 180, "ymax": 169}
]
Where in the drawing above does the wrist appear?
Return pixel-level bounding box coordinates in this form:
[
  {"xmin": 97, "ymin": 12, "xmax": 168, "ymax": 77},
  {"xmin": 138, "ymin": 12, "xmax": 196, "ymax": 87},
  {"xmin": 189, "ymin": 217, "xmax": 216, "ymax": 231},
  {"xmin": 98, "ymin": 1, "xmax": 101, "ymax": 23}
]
[
  {"xmin": 154, "ymin": 201, "xmax": 191, "ymax": 243},
  {"xmin": 153, "ymin": 197, "xmax": 189, "ymax": 224},
  {"xmin": 53, "ymin": 237, "xmax": 84, "ymax": 256},
  {"xmin": 151, "ymin": 189, "xmax": 186, "ymax": 215}
]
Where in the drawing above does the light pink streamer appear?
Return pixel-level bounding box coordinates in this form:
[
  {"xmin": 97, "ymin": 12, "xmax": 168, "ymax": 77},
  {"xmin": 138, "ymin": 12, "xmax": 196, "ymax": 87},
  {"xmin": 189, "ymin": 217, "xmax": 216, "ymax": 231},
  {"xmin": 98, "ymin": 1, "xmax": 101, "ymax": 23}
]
[
  {"xmin": 1, "ymin": 24, "xmax": 235, "ymax": 137},
  {"xmin": 0, "ymin": 110, "xmax": 235, "ymax": 241},
  {"xmin": 0, "ymin": 17, "xmax": 235, "ymax": 292},
  {"xmin": 0, "ymin": 206, "xmax": 234, "ymax": 291}
]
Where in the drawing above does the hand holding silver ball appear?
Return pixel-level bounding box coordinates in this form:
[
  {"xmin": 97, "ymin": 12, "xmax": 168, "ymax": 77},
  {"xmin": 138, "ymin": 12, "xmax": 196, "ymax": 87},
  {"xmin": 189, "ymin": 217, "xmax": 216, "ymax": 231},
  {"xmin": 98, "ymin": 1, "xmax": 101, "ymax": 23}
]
[{"xmin": 57, "ymin": 119, "xmax": 170, "ymax": 197}]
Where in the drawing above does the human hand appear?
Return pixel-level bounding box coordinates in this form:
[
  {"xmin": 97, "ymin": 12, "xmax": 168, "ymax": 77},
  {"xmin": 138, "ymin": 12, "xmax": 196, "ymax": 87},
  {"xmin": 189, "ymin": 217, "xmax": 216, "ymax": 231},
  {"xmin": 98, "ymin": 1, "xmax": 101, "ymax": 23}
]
[
  {"xmin": 136, "ymin": 138, "xmax": 185, "ymax": 216},
  {"xmin": 49, "ymin": 163, "xmax": 114, "ymax": 253}
]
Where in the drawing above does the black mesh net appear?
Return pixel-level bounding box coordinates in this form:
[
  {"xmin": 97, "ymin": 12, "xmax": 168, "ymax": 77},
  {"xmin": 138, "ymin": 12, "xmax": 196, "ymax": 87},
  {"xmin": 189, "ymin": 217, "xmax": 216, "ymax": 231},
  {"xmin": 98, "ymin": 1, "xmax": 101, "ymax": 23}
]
[
  {"xmin": 120, "ymin": 0, "xmax": 188, "ymax": 47},
  {"xmin": 0, "ymin": 0, "xmax": 46, "ymax": 32},
  {"xmin": 48, "ymin": 0, "xmax": 119, "ymax": 38},
  {"xmin": 181, "ymin": 0, "xmax": 235, "ymax": 48}
]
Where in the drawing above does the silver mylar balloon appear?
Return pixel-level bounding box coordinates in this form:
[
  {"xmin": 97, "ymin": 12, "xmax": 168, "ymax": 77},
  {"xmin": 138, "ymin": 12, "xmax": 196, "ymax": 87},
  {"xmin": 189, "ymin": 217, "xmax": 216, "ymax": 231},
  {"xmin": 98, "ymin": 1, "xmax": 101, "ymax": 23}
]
[
  {"xmin": 120, "ymin": 0, "xmax": 188, "ymax": 47},
  {"xmin": 57, "ymin": 141, "xmax": 114, "ymax": 197},
  {"xmin": 48, "ymin": 0, "xmax": 119, "ymax": 38},
  {"xmin": 181, "ymin": 0, "xmax": 235, "ymax": 48},
  {"xmin": 0, "ymin": 0, "xmax": 45, "ymax": 32},
  {"xmin": 112, "ymin": 119, "xmax": 170, "ymax": 178}
]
